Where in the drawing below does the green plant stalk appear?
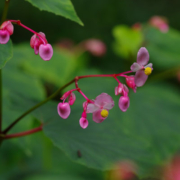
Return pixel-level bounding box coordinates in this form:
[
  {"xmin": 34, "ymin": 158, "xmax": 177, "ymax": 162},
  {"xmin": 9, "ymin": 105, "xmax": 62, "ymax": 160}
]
[
  {"xmin": 3, "ymin": 79, "xmax": 75, "ymax": 134},
  {"xmin": 1, "ymin": 0, "xmax": 10, "ymax": 23},
  {"xmin": 0, "ymin": 0, "xmax": 11, "ymax": 135}
]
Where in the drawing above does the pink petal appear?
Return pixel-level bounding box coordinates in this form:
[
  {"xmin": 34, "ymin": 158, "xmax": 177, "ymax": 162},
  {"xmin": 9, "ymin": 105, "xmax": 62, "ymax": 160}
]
[
  {"xmin": 79, "ymin": 117, "xmax": 89, "ymax": 129},
  {"xmin": 130, "ymin": 62, "xmax": 142, "ymax": 72},
  {"xmin": 119, "ymin": 96, "xmax": 130, "ymax": 112},
  {"xmin": 135, "ymin": 70, "xmax": 148, "ymax": 87},
  {"xmin": 86, "ymin": 103, "xmax": 99, "ymax": 113},
  {"xmin": 57, "ymin": 102, "xmax": 71, "ymax": 119},
  {"xmin": 94, "ymin": 93, "xmax": 114, "ymax": 110},
  {"xmin": 1, "ymin": 21, "xmax": 14, "ymax": 35},
  {"xmin": 68, "ymin": 92, "xmax": 76, "ymax": 105},
  {"xmin": 30, "ymin": 34, "xmax": 36, "ymax": 48},
  {"xmin": 145, "ymin": 63, "xmax": 153, "ymax": 70},
  {"xmin": 137, "ymin": 47, "xmax": 149, "ymax": 66},
  {"xmin": 92, "ymin": 110, "xmax": 107, "ymax": 123},
  {"xmin": 115, "ymin": 83, "xmax": 123, "ymax": 96},
  {"xmin": 34, "ymin": 39, "xmax": 40, "ymax": 55},
  {"xmin": 39, "ymin": 44, "xmax": 53, "ymax": 61},
  {"xmin": 0, "ymin": 30, "xmax": 10, "ymax": 44}
]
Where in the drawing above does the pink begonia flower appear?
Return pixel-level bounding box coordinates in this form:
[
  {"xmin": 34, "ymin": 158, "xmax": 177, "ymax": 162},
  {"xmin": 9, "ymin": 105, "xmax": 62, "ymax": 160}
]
[
  {"xmin": 57, "ymin": 102, "xmax": 71, "ymax": 119},
  {"xmin": 0, "ymin": 21, "xmax": 14, "ymax": 44},
  {"xmin": 30, "ymin": 32, "xmax": 53, "ymax": 61},
  {"xmin": 126, "ymin": 76, "xmax": 137, "ymax": 93},
  {"xmin": 149, "ymin": 16, "xmax": 169, "ymax": 33},
  {"xmin": 79, "ymin": 111, "xmax": 88, "ymax": 129},
  {"xmin": 119, "ymin": 96, "xmax": 130, "ymax": 112},
  {"xmin": 130, "ymin": 47, "xmax": 153, "ymax": 87},
  {"xmin": 84, "ymin": 39, "xmax": 106, "ymax": 57},
  {"xmin": 86, "ymin": 93, "xmax": 114, "ymax": 123},
  {"xmin": 79, "ymin": 117, "xmax": 89, "ymax": 129}
]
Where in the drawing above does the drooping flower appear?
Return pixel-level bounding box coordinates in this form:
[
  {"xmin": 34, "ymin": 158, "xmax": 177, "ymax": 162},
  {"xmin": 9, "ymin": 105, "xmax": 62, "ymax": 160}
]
[
  {"xmin": 30, "ymin": 32, "xmax": 53, "ymax": 61},
  {"xmin": 86, "ymin": 93, "xmax": 114, "ymax": 123},
  {"xmin": 119, "ymin": 96, "xmax": 130, "ymax": 112},
  {"xmin": 79, "ymin": 111, "xmax": 89, "ymax": 129},
  {"xmin": 130, "ymin": 47, "xmax": 153, "ymax": 87},
  {"xmin": 115, "ymin": 83, "xmax": 130, "ymax": 112},
  {"xmin": 0, "ymin": 21, "xmax": 14, "ymax": 44},
  {"xmin": 57, "ymin": 91, "xmax": 76, "ymax": 119},
  {"xmin": 149, "ymin": 16, "xmax": 169, "ymax": 33},
  {"xmin": 57, "ymin": 102, "xmax": 71, "ymax": 119}
]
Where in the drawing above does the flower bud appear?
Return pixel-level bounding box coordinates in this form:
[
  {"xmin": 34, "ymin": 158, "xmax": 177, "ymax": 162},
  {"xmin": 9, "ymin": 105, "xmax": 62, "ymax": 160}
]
[
  {"xmin": 119, "ymin": 96, "xmax": 130, "ymax": 112},
  {"xmin": 126, "ymin": 76, "xmax": 137, "ymax": 93},
  {"xmin": 79, "ymin": 117, "xmax": 88, "ymax": 129},
  {"xmin": 39, "ymin": 44, "xmax": 53, "ymax": 61},
  {"xmin": 57, "ymin": 102, "xmax": 71, "ymax": 119}
]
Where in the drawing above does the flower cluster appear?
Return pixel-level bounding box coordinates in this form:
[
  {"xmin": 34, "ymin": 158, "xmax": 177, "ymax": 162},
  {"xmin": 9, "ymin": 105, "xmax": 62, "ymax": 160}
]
[
  {"xmin": 57, "ymin": 47, "xmax": 153, "ymax": 129},
  {"xmin": 0, "ymin": 20, "xmax": 53, "ymax": 61}
]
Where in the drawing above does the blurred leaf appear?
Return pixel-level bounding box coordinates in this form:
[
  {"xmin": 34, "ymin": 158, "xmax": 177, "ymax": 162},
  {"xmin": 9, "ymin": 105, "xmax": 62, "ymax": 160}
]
[
  {"xmin": 112, "ymin": 25, "xmax": 143, "ymax": 59},
  {"xmin": 145, "ymin": 27, "xmax": 180, "ymax": 70},
  {"xmin": 13, "ymin": 44, "xmax": 86, "ymax": 87},
  {"xmin": 0, "ymin": 40, "xmax": 13, "ymax": 69},
  {"xmin": 25, "ymin": 0, "xmax": 83, "ymax": 25}
]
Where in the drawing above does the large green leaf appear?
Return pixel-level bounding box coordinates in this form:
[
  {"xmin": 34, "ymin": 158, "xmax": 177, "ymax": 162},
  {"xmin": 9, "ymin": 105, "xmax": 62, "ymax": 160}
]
[
  {"xmin": 25, "ymin": 0, "xmax": 83, "ymax": 25},
  {"xmin": 0, "ymin": 40, "xmax": 13, "ymax": 69},
  {"xmin": 33, "ymin": 77, "xmax": 180, "ymax": 177},
  {"xmin": 145, "ymin": 27, "xmax": 180, "ymax": 70}
]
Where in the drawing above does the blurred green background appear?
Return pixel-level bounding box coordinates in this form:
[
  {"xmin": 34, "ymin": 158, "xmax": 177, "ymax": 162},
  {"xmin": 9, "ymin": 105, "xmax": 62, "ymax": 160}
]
[{"xmin": 1, "ymin": 0, "xmax": 180, "ymax": 180}]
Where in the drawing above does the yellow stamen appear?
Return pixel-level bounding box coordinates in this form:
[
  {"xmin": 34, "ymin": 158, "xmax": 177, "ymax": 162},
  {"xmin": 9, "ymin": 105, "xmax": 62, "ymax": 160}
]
[
  {"xmin": 144, "ymin": 67, "xmax": 152, "ymax": 75},
  {"xmin": 101, "ymin": 109, "xmax": 109, "ymax": 118}
]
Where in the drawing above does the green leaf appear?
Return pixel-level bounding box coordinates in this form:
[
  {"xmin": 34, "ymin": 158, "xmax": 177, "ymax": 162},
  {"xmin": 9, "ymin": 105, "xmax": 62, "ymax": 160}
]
[
  {"xmin": 145, "ymin": 27, "xmax": 180, "ymax": 70},
  {"xmin": 33, "ymin": 77, "xmax": 180, "ymax": 177},
  {"xmin": 112, "ymin": 25, "xmax": 143, "ymax": 59},
  {"xmin": 25, "ymin": 0, "xmax": 83, "ymax": 25},
  {"xmin": 0, "ymin": 40, "xmax": 13, "ymax": 69}
]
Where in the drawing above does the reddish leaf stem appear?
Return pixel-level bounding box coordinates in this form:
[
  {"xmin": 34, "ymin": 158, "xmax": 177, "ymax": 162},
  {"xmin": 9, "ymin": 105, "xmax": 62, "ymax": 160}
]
[{"xmin": 4, "ymin": 125, "xmax": 43, "ymax": 139}]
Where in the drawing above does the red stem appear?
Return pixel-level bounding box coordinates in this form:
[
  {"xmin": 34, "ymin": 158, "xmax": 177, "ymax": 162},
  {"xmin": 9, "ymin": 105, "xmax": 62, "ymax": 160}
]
[
  {"xmin": 4, "ymin": 125, "xmax": 42, "ymax": 139},
  {"xmin": 9, "ymin": 20, "xmax": 47, "ymax": 44}
]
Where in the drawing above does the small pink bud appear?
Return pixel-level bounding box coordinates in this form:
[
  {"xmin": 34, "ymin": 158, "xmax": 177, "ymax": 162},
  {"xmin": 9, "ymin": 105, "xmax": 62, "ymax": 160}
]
[
  {"xmin": 149, "ymin": 16, "xmax": 169, "ymax": 33},
  {"xmin": 79, "ymin": 117, "xmax": 89, "ymax": 129},
  {"xmin": 39, "ymin": 44, "xmax": 53, "ymax": 61},
  {"xmin": 0, "ymin": 21, "xmax": 14, "ymax": 35},
  {"xmin": 115, "ymin": 83, "xmax": 123, "ymax": 96},
  {"xmin": 126, "ymin": 76, "xmax": 137, "ymax": 93},
  {"xmin": 57, "ymin": 102, "xmax": 71, "ymax": 119},
  {"xmin": 84, "ymin": 39, "xmax": 106, "ymax": 57},
  {"xmin": 68, "ymin": 92, "xmax": 76, "ymax": 105},
  {"xmin": 119, "ymin": 96, "xmax": 130, "ymax": 112},
  {"xmin": 0, "ymin": 30, "xmax": 10, "ymax": 44}
]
